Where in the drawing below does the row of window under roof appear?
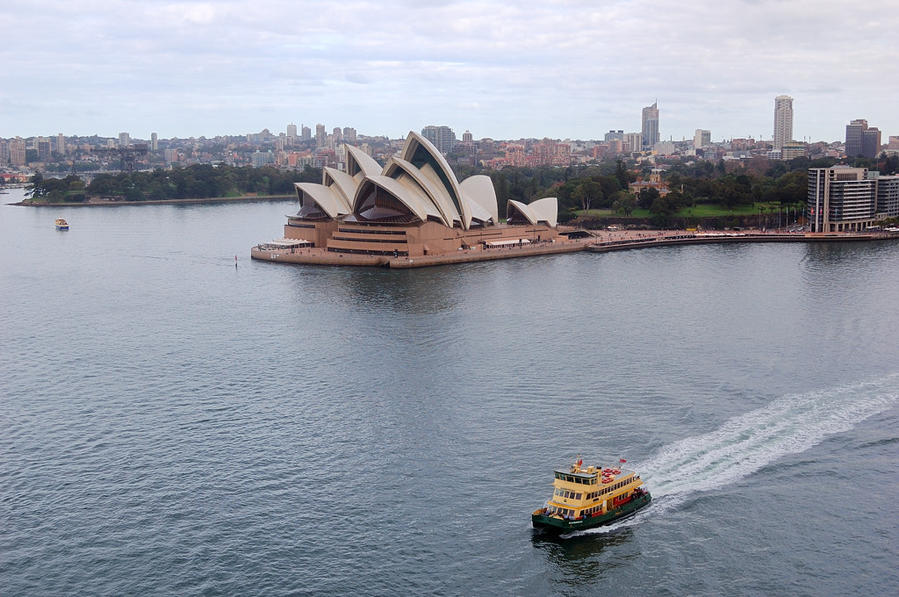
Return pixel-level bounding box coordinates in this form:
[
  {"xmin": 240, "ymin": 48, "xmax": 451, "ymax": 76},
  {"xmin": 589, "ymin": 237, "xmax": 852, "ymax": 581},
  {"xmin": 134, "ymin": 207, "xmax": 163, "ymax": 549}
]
[{"xmin": 554, "ymin": 477, "xmax": 639, "ymax": 501}]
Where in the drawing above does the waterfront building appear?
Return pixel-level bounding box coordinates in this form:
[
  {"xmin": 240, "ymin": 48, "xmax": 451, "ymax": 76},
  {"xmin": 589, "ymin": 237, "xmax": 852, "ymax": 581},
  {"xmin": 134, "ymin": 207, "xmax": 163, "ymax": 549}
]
[
  {"xmin": 0, "ymin": 139, "xmax": 8, "ymax": 165},
  {"xmin": 641, "ymin": 103, "xmax": 659, "ymax": 149},
  {"xmin": 151, "ymin": 132, "xmax": 158, "ymax": 152},
  {"xmin": 807, "ymin": 166, "xmax": 899, "ymax": 232},
  {"xmin": 694, "ymin": 129, "xmax": 711, "ymax": 149},
  {"xmin": 421, "ymin": 125, "xmax": 456, "ymax": 154},
  {"xmin": 267, "ymin": 131, "xmax": 559, "ymax": 262},
  {"xmin": 877, "ymin": 175, "xmax": 899, "ymax": 217},
  {"xmin": 773, "ymin": 95, "xmax": 793, "ymax": 151}
]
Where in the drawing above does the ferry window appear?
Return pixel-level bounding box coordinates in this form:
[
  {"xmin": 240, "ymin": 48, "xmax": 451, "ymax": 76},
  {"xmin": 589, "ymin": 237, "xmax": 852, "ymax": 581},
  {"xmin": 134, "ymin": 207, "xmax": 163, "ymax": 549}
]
[{"xmin": 576, "ymin": 493, "xmax": 581, "ymax": 499}]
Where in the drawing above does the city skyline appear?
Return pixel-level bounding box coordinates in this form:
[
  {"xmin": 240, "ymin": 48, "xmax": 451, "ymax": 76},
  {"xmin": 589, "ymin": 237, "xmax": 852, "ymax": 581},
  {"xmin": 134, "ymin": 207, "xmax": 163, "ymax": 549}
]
[{"xmin": 1, "ymin": 1, "xmax": 897, "ymax": 141}]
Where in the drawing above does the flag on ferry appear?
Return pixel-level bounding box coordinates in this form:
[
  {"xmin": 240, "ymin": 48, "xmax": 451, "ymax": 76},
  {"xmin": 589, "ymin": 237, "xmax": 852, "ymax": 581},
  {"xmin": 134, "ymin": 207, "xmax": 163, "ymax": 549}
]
[{"xmin": 619, "ymin": 458, "xmax": 627, "ymax": 463}]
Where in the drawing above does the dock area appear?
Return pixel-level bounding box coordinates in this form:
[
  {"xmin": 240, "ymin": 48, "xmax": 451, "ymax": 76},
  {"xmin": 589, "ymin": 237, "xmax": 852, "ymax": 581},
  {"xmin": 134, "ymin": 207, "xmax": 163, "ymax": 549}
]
[{"xmin": 251, "ymin": 229, "xmax": 899, "ymax": 269}]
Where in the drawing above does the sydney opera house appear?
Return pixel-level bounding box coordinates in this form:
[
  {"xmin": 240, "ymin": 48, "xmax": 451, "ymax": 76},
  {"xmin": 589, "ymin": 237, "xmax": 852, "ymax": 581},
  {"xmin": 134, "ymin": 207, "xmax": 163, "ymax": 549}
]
[{"xmin": 251, "ymin": 131, "xmax": 570, "ymax": 267}]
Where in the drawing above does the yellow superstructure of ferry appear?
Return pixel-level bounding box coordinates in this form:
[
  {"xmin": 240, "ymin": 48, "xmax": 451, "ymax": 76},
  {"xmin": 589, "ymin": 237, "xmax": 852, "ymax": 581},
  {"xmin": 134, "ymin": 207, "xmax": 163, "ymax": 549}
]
[{"xmin": 531, "ymin": 457, "xmax": 651, "ymax": 533}]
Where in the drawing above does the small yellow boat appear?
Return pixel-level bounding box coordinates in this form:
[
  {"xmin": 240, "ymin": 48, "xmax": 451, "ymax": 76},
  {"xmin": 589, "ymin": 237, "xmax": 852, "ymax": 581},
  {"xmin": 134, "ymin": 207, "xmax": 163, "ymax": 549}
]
[{"xmin": 55, "ymin": 218, "xmax": 69, "ymax": 231}]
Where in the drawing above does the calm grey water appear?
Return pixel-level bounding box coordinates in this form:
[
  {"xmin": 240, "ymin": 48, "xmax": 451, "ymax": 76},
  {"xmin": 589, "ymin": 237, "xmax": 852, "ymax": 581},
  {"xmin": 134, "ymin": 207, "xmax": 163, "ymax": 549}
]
[{"xmin": 2, "ymin": 188, "xmax": 898, "ymax": 596}]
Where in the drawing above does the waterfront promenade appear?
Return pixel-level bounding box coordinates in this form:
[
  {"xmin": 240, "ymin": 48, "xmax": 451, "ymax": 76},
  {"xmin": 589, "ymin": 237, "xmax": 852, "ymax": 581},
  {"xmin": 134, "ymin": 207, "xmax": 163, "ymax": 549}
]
[{"xmin": 252, "ymin": 228, "xmax": 899, "ymax": 268}]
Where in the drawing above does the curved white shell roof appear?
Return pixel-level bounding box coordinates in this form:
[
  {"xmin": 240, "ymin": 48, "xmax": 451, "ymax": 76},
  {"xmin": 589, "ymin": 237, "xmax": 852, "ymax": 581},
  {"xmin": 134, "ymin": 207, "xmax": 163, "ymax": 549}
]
[
  {"xmin": 295, "ymin": 182, "xmax": 351, "ymax": 219},
  {"xmin": 507, "ymin": 197, "xmax": 558, "ymax": 228},
  {"xmin": 383, "ymin": 157, "xmax": 459, "ymax": 228},
  {"xmin": 345, "ymin": 145, "xmax": 382, "ymax": 179},
  {"xmin": 353, "ymin": 175, "xmax": 438, "ymax": 222},
  {"xmin": 460, "ymin": 175, "xmax": 498, "ymax": 224},
  {"xmin": 400, "ymin": 132, "xmax": 470, "ymax": 228},
  {"xmin": 290, "ymin": 132, "xmax": 556, "ymax": 231}
]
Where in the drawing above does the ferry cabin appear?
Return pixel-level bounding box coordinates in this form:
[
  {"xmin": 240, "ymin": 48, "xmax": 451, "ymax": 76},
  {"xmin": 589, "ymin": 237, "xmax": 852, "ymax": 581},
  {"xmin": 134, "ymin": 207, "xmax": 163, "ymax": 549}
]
[{"xmin": 543, "ymin": 466, "xmax": 644, "ymax": 521}]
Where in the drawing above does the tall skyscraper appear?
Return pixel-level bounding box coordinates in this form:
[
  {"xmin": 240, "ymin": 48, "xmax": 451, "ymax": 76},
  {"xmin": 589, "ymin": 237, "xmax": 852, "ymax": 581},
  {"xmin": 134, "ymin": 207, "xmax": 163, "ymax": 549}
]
[
  {"xmin": 0, "ymin": 139, "xmax": 9, "ymax": 165},
  {"xmin": 315, "ymin": 124, "xmax": 326, "ymax": 147},
  {"xmin": 301, "ymin": 125, "xmax": 311, "ymax": 141},
  {"xmin": 286, "ymin": 123, "xmax": 297, "ymax": 139},
  {"xmin": 641, "ymin": 102, "xmax": 659, "ymax": 149},
  {"xmin": 421, "ymin": 125, "xmax": 457, "ymax": 154},
  {"xmin": 56, "ymin": 133, "xmax": 66, "ymax": 155},
  {"xmin": 343, "ymin": 127, "xmax": 357, "ymax": 144},
  {"xmin": 773, "ymin": 95, "xmax": 793, "ymax": 151},
  {"xmin": 150, "ymin": 132, "xmax": 158, "ymax": 152}
]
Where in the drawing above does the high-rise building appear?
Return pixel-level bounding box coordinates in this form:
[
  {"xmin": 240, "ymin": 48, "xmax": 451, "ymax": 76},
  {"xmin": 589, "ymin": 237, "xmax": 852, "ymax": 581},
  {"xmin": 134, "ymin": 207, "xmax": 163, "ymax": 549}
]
[
  {"xmin": 773, "ymin": 95, "xmax": 793, "ymax": 151},
  {"xmin": 0, "ymin": 139, "xmax": 9, "ymax": 165},
  {"xmin": 343, "ymin": 127, "xmax": 357, "ymax": 144},
  {"xmin": 9, "ymin": 137, "xmax": 26, "ymax": 166},
  {"xmin": 863, "ymin": 127, "xmax": 881, "ymax": 159},
  {"xmin": 315, "ymin": 124, "xmax": 326, "ymax": 147},
  {"xmin": 287, "ymin": 123, "xmax": 298, "ymax": 139},
  {"xmin": 462, "ymin": 130, "xmax": 473, "ymax": 143},
  {"xmin": 693, "ymin": 129, "xmax": 711, "ymax": 149},
  {"xmin": 37, "ymin": 139, "xmax": 51, "ymax": 161},
  {"xmin": 301, "ymin": 125, "xmax": 311, "ymax": 141},
  {"xmin": 421, "ymin": 125, "xmax": 456, "ymax": 154},
  {"xmin": 623, "ymin": 132, "xmax": 642, "ymax": 153},
  {"xmin": 151, "ymin": 132, "xmax": 158, "ymax": 152},
  {"xmin": 118, "ymin": 132, "xmax": 131, "ymax": 147},
  {"xmin": 56, "ymin": 133, "xmax": 66, "ymax": 155},
  {"xmin": 806, "ymin": 166, "xmax": 899, "ymax": 232},
  {"xmin": 641, "ymin": 102, "xmax": 659, "ymax": 149},
  {"xmin": 889, "ymin": 136, "xmax": 899, "ymax": 150},
  {"xmin": 845, "ymin": 119, "xmax": 881, "ymax": 158},
  {"xmin": 604, "ymin": 130, "xmax": 624, "ymax": 142}
]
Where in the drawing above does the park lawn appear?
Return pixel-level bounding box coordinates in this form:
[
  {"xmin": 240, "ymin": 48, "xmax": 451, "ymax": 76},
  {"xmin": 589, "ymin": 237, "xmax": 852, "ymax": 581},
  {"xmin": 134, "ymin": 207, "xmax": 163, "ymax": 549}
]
[{"xmin": 577, "ymin": 202, "xmax": 785, "ymax": 219}]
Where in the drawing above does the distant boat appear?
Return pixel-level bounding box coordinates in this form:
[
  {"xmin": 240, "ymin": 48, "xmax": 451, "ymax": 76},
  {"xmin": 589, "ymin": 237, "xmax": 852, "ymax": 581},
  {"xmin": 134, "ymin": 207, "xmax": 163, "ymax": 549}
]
[{"xmin": 55, "ymin": 218, "xmax": 69, "ymax": 231}]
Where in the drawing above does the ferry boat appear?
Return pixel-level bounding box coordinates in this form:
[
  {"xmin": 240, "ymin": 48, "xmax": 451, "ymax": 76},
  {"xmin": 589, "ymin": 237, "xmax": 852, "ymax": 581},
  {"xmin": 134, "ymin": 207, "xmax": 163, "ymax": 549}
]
[
  {"xmin": 54, "ymin": 218, "xmax": 69, "ymax": 230},
  {"xmin": 531, "ymin": 457, "xmax": 651, "ymax": 534}
]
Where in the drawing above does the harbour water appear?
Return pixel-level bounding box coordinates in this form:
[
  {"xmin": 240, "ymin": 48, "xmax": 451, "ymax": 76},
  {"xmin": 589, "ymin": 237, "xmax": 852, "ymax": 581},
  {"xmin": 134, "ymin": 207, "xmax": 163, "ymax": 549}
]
[{"xmin": 2, "ymin": 189, "xmax": 897, "ymax": 595}]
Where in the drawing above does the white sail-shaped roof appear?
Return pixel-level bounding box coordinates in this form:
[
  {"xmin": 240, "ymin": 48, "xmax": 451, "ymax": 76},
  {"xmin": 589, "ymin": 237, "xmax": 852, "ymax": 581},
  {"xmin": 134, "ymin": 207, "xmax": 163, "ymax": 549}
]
[
  {"xmin": 323, "ymin": 167, "xmax": 357, "ymax": 210},
  {"xmin": 295, "ymin": 182, "xmax": 352, "ymax": 219},
  {"xmin": 352, "ymin": 175, "xmax": 439, "ymax": 222},
  {"xmin": 399, "ymin": 132, "xmax": 469, "ymax": 228},
  {"xmin": 346, "ymin": 145, "xmax": 382, "ymax": 179},
  {"xmin": 507, "ymin": 197, "xmax": 559, "ymax": 227},
  {"xmin": 460, "ymin": 175, "xmax": 498, "ymax": 225},
  {"xmin": 382, "ymin": 157, "xmax": 460, "ymax": 228}
]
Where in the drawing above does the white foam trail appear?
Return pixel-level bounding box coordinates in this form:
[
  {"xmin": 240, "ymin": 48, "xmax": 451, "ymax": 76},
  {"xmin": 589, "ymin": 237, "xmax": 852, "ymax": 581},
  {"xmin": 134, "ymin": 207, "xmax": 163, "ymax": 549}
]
[{"xmin": 572, "ymin": 374, "xmax": 898, "ymax": 536}]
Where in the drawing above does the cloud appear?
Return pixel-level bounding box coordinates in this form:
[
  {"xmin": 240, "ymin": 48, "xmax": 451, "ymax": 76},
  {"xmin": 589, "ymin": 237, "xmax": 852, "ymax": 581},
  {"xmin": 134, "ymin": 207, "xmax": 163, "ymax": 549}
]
[{"xmin": 0, "ymin": 0, "xmax": 896, "ymax": 140}]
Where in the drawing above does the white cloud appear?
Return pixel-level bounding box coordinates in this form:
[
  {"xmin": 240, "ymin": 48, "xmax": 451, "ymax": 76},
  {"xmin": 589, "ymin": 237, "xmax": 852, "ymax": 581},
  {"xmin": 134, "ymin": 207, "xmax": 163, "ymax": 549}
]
[{"xmin": 0, "ymin": 0, "xmax": 896, "ymax": 140}]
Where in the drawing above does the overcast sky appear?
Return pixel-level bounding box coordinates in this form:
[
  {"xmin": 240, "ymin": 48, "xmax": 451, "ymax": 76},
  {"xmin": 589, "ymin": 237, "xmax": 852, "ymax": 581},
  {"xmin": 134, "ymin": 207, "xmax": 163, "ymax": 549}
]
[{"xmin": 2, "ymin": 0, "xmax": 897, "ymax": 142}]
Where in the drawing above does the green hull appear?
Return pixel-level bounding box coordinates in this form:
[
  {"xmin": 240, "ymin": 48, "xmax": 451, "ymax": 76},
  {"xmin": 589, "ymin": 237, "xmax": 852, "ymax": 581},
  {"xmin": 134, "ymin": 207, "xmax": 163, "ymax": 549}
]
[{"xmin": 531, "ymin": 493, "xmax": 651, "ymax": 534}]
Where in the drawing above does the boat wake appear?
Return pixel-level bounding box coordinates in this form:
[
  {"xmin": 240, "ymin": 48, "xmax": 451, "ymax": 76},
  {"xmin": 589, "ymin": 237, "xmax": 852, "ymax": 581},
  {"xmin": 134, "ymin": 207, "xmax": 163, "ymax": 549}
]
[{"xmin": 571, "ymin": 374, "xmax": 898, "ymax": 537}]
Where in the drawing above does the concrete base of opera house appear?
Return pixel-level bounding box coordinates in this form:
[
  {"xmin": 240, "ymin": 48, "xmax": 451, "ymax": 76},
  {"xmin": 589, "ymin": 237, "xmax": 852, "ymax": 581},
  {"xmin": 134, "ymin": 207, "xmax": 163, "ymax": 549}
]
[{"xmin": 250, "ymin": 237, "xmax": 592, "ymax": 268}]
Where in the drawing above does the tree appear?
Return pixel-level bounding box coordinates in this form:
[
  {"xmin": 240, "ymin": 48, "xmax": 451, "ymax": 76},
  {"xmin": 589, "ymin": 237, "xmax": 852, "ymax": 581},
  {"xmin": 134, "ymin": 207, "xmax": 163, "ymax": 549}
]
[
  {"xmin": 612, "ymin": 191, "xmax": 636, "ymax": 216},
  {"xmin": 637, "ymin": 187, "xmax": 660, "ymax": 209}
]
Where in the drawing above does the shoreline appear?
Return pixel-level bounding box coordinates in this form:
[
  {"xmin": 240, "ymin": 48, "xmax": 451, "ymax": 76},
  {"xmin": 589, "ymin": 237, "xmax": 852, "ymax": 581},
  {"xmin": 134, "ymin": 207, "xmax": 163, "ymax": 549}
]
[
  {"xmin": 251, "ymin": 230, "xmax": 899, "ymax": 269},
  {"xmin": 8, "ymin": 194, "xmax": 294, "ymax": 207}
]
